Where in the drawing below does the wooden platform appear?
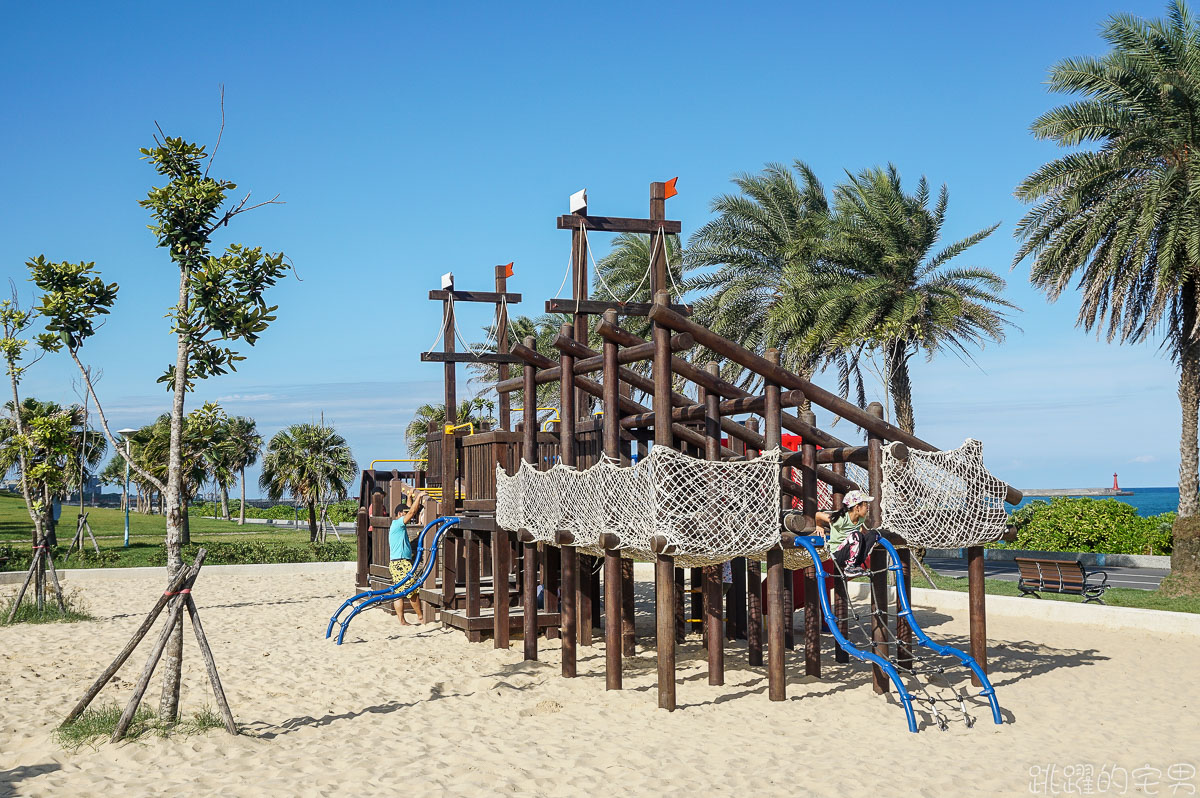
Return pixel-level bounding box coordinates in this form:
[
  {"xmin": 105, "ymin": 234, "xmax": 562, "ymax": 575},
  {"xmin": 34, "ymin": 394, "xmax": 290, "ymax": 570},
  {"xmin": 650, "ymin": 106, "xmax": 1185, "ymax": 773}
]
[{"xmin": 440, "ymin": 606, "xmax": 561, "ymax": 640}]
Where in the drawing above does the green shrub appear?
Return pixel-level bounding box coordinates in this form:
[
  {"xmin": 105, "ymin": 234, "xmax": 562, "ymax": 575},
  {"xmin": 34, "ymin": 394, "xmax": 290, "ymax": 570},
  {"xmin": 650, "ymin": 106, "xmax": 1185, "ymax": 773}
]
[
  {"xmin": 150, "ymin": 540, "xmax": 355, "ymax": 566},
  {"xmin": 1002, "ymin": 498, "xmax": 1173, "ymax": 555},
  {"xmin": 0, "ymin": 544, "xmax": 118, "ymax": 572}
]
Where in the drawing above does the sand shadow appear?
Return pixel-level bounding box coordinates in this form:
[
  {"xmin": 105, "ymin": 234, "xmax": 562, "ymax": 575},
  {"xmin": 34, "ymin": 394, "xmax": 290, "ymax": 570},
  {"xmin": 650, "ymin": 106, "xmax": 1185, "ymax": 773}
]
[
  {"xmin": 0, "ymin": 763, "xmax": 62, "ymax": 795},
  {"xmin": 243, "ymin": 699, "xmax": 419, "ymax": 739}
]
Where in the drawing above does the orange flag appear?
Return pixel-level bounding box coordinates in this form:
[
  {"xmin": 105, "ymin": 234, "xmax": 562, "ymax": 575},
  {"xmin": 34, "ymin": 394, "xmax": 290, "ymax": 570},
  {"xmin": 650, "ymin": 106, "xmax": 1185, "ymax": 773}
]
[
  {"xmin": 664, "ymin": 176, "xmax": 679, "ymax": 199},
  {"xmin": 502, "ymin": 262, "xmax": 514, "ymax": 278}
]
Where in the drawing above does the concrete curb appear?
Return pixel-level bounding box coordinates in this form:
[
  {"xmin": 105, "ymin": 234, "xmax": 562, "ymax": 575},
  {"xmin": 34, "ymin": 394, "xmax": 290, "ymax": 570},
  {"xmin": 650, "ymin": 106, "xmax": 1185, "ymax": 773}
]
[
  {"xmin": 0, "ymin": 560, "xmax": 356, "ymax": 586},
  {"xmin": 906, "ymin": 584, "xmax": 1200, "ymax": 636},
  {"xmin": 924, "ymin": 547, "xmax": 1170, "ymax": 569}
]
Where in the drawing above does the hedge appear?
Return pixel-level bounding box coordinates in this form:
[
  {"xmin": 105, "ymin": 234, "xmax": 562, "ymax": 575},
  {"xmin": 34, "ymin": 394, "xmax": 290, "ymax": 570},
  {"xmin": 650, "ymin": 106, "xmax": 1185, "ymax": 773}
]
[
  {"xmin": 151, "ymin": 540, "xmax": 355, "ymax": 566},
  {"xmin": 188, "ymin": 499, "xmax": 359, "ymax": 524},
  {"xmin": 1001, "ymin": 498, "xmax": 1174, "ymax": 555}
]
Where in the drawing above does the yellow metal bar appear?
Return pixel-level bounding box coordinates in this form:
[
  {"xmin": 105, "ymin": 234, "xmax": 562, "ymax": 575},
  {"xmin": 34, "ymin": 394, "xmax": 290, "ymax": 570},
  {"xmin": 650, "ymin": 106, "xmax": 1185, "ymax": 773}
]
[{"xmin": 369, "ymin": 458, "xmax": 428, "ymax": 471}]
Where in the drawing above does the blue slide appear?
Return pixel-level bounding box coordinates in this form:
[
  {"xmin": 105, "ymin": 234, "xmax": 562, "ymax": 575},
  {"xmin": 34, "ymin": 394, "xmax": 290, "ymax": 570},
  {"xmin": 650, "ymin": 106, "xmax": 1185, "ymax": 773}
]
[
  {"xmin": 326, "ymin": 516, "xmax": 460, "ymax": 645},
  {"xmin": 792, "ymin": 534, "xmax": 1003, "ymax": 733}
]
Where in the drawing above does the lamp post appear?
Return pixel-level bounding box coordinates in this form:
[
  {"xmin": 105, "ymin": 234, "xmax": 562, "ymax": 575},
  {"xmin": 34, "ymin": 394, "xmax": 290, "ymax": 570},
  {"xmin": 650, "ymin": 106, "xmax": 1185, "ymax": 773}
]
[{"xmin": 117, "ymin": 428, "xmax": 137, "ymax": 548}]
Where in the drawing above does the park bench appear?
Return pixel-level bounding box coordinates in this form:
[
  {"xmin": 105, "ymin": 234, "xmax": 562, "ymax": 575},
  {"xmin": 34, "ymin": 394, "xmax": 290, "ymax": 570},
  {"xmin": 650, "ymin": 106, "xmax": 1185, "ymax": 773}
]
[{"xmin": 1014, "ymin": 557, "xmax": 1110, "ymax": 604}]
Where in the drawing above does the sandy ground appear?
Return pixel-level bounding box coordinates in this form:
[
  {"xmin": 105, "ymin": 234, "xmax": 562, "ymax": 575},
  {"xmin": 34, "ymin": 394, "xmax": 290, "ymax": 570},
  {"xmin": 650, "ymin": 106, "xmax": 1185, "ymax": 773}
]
[{"xmin": 1, "ymin": 569, "xmax": 1197, "ymax": 798}]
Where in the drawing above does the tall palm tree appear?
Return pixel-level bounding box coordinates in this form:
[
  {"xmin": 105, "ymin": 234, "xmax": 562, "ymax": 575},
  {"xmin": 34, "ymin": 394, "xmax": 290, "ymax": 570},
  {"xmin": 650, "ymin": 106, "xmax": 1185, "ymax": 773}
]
[
  {"xmin": 779, "ymin": 165, "xmax": 1015, "ymax": 433},
  {"xmin": 259, "ymin": 422, "xmax": 357, "ymax": 542},
  {"xmin": 467, "ymin": 313, "xmax": 569, "ymax": 412},
  {"xmin": 685, "ymin": 162, "xmax": 832, "ymax": 390},
  {"xmin": 404, "ymin": 398, "xmax": 496, "ymax": 461},
  {"xmin": 225, "ymin": 416, "xmax": 262, "ymax": 524},
  {"xmin": 593, "ymin": 232, "xmax": 686, "ymax": 344},
  {"xmin": 1013, "ymin": 1, "xmax": 1200, "ymax": 583}
]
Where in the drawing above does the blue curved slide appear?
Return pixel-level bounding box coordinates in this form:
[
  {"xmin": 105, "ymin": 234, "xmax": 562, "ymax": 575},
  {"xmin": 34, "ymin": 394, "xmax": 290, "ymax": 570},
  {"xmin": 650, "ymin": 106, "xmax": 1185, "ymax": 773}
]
[
  {"xmin": 791, "ymin": 535, "xmax": 1003, "ymax": 733},
  {"xmin": 326, "ymin": 516, "xmax": 460, "ymax": 645}
]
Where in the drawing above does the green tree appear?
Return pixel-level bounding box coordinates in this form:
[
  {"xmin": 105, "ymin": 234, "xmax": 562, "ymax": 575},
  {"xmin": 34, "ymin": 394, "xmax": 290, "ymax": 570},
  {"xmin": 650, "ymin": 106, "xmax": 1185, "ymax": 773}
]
[
  {"xmin": 405, "ymin": 398, "xmax": 495, "ymax": 461},
  {"xmin": 259, "ymin": 422, "xmax": 357, "ymax": 542},
  {"xmin": 780, "ymin": 165, "xmax": 1015, "ymax": 433},
  {"xmin": 2, "ymin": 295, "xmax": 59, "ymax": 547},
  {"xmin": 0, "ymin": 398, "xmax": 105, "ymax": 544},
  {"xmin": 225, "ymin": 416, "xmax": 262, "ymax": 525},
  {"xmin": 1013, "ymin": 1, "xmax": 1200, "ymax": 587},
  {"xmin": 467, "ymin": 313, "xmax": 568, "ymax": 414},
  {"xmin": 31, "ymin": 133, "xmax": 288, "ymax": 721},
  {"xmin": 685, "ymin": 162, "xmax": 831, "ymax": 390}
]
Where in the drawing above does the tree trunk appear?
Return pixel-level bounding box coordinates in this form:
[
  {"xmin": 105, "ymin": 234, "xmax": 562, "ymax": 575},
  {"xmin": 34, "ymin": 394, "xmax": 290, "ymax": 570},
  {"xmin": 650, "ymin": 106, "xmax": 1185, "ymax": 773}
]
[
  {"xmin": 308, "ymin": 500, "xmax": 318, "ymax": 543},
  {"xmin": 887, "ymin": 341, "xmax": 916, "ymax": 434},
  {"xmin": 238, "ymin": 469, "xmax": 246, "ymax": 525},
  {"xmin": 1170, "ymin": 278, "xmax": 1200, "ymax": 590},
  {"xmin": 220, "ymin": 485, "xmax": 229, "ymax": 521},
  {"xmin": 159, "ymin": 265, "xmax": 191, "ymax": 722}
]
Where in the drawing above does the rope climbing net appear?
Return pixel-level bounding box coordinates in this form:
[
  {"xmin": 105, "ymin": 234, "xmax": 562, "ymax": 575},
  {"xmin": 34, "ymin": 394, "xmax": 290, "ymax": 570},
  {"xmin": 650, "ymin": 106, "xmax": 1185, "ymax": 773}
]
[
  {"xmin": 496, "ymin": 447, "xmax": 782, "ymax": 564},
  {"xmin": 880, "ymin": 438, "xmax": 1009, "ymax": 549}
]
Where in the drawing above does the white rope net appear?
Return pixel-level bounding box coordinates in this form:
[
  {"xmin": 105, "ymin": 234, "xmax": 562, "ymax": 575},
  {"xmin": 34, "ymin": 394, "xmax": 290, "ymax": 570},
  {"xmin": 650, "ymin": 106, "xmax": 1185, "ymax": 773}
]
[
  {"xmin": 496, "ymin": 447, "xmax": 782, "ymax": 565},
  {"xmin": 880, "ymin": 438, "xmax": 1009, "ymax": 549}
]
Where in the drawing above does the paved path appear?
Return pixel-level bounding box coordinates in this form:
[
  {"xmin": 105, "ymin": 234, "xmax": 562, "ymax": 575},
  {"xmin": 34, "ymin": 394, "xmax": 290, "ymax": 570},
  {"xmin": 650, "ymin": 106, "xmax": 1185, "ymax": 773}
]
[{"xmin": 925, "ymin": 557, "xmax": 1169, "ymax": 591}]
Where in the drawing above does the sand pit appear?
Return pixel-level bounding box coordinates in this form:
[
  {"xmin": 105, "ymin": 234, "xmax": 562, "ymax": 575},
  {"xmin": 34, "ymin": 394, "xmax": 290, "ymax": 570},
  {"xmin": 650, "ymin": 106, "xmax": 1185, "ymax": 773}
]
[{"xmin": 2, "ymin": 567, "xmax": 1198, "ymax": 797}]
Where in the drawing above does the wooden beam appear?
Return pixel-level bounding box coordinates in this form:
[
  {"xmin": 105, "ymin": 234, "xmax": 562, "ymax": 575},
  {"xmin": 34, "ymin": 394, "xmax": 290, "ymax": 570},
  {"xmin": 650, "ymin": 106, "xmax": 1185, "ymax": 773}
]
[
  {"xmin": 556, "ymin": 214, "xmax": 682, "ymax": 234},
  {"xmin": 595, "ymin": 318, "xmax": 855, "ymax": 450},
  {"xmin": 648, "ymin": 303, "xmax": 1024, "ymax": 505},
  {"xmin": 495, "ymin": 333, "xmax": 692, "ymax": 393},
  {"xmin": 546, "ymin": 298, "xmax": 692, "ymax": 316},
  {"xmin": 428, "ymin": 289, "xmax": 522, "ymax": 303},
  {"xmin": 420, "ymin": 352, "xmax": 525, "ymax": 364}
]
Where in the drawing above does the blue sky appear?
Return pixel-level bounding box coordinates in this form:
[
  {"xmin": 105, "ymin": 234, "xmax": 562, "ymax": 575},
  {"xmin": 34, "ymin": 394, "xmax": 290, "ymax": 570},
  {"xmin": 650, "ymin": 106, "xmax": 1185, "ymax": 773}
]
[{"xmin": 0, "ymin": 0, "xmax": 1183, "ymax": 497}]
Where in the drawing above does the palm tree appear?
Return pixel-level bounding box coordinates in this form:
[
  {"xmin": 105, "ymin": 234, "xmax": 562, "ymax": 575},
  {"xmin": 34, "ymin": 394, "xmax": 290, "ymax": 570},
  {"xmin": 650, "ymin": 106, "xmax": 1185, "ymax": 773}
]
[
  {"xmin": 404, "ymin": 398, "xmax": 496, "ymax": 461},
  {"xmin": 685, "ymin": 162, "xmax": 832, "ymax": 390},
  {"xmin": 1013, "ymin": 0, "xmax": 1200, "ymax": 584},
  {"xmin": 259, "ymin": 422, "xmax": 357, "ymax": 542},
  {"xmin": 593, "ymin": 232, "xmax": 686, "ymax": 344},
  {"xmin": 779, "ymin": 165, "xmax": 1015, "ymax": 433},
  {"xmin": 467, "ymin": 313, "xmax": 570, "ymax": 412},
  {"xmin": 225, "ymin": 416, "xmax": 262, "ymax": 525},
  {"xmin": 130, "ymin": 410, "xmax": 215, "ymax": 543}
]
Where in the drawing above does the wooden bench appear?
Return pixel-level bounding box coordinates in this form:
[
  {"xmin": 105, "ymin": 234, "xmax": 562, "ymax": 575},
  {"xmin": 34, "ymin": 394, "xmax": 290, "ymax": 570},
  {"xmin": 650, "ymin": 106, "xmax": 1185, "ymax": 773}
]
[{"xmin": 1014, "ymin": 557, "xmax": 1110, "ymax": 604}]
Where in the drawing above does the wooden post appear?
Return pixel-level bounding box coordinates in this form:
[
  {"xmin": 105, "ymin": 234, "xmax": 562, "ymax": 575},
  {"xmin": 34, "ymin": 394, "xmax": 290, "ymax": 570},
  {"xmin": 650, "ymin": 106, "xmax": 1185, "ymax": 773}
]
[
  {"xmin": 703, "ymin": 362, "xmax": 724, "ymax": 685},
  {"xmin": 968, "ymin": 545, "xmax": 987, "ymax": 686},
  {"xmin": 799, "ymin": 409, "xmax": 820, "ymax": 679},
  {"xmin": 355, "ymin": 505, "xmax": 369, "ymax": 589},
  {"xmin": 559, "ymin": 323, "xmax": 578, "ymax": 677},
  {"xmin": 745, "ymin": 418, "xmax": 763, "ymax": 666},
  {"xmin": 466, "ymin": 531, "xmax": 482, "ymax": 642},
  {"xmin": 602, "ymin": 309, "xmax": 622, "ymax": 690},
  {"xmin": 493, "ymin": 526, "xmax": 510, "ymax": 649},
  {"xmin": 496, "ymin": 264, "xmax": 511, "ymax": 431},
  {"xmin": 831, "ymin": 462, "xmax": 849, "ymax": 664},
  {"xmin": 764, "ymin": 349, "xmax": 786, "ymax": 701},
  {"xmin": 897, "ymin": 547, "xmax": 913, "ymax": 670},
  {"xmin": 867, "ymin": 402, "xmax": 888, "ymax": 694},
  {"xmin": 651, "ymin": 179, "xmax": 676, "ymax": 710},
  {"xmin": 439, "ymin": 276, "xmax": 459, "ymax": 631},
  {"xmin": 521, "ymin": 335, "xmax": 541, "ymax": 659},
  {"xmin": 578, "ymin": 557, "xmax": 593, "ymax": 647}
]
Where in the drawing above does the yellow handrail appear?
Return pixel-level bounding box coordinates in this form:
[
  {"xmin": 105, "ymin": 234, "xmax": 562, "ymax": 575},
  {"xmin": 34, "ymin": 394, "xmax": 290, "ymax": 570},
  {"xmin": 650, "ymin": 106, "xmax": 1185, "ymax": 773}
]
[
  {"xmin": 443, "ymin": 422, "xmax": 475, "ymax": 436},
  {"xmin": 369, "ymin": 458, "xmax": 428, "ymax": 471}
]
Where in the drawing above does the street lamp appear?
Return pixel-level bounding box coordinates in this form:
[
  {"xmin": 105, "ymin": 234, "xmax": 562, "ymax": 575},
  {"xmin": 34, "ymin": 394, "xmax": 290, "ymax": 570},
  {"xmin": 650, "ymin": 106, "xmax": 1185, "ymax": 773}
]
[{"xmin": 117, "ymin": 428, "xmax": 137, "ymax": 548}]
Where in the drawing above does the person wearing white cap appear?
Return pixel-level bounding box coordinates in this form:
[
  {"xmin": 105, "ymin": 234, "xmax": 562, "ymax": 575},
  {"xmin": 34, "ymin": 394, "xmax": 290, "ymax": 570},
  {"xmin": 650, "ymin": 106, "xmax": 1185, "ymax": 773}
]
[{"xmin": 815, "ymin": 490, "xmax": 880, "ymax": 578}]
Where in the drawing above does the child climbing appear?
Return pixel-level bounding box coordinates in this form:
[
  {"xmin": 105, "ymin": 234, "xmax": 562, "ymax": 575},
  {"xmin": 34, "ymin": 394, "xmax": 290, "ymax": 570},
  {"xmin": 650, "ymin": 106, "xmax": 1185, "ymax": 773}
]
[
  {"xmin": 815, "ymin": 490, "xmax": 880, "ymax": 578},
  {"xmin": 389, "ymin": 485, "xmax": 427, "ymax": 625}
]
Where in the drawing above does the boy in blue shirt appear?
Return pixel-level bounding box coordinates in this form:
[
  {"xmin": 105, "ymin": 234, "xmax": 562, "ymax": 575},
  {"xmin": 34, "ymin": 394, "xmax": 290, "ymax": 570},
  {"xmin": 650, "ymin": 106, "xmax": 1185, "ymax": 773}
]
[{"xmin": 389, "ymin": 485, "xmax": 427, "ymax": 625}]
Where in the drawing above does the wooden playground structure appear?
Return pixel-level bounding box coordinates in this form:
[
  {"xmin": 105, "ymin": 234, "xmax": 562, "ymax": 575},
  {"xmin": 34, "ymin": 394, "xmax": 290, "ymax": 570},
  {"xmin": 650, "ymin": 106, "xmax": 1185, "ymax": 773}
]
[{"xmin": 350, "ymin": 180, "xmax": 1022, "ymax": 716}]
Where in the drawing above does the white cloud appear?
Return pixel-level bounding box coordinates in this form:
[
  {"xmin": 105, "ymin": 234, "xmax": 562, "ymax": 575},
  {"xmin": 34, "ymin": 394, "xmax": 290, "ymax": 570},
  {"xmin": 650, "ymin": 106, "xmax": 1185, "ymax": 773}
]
[{"xmin": 1132, "ymin": 454, "xmax": 1157, "ymax": 464}]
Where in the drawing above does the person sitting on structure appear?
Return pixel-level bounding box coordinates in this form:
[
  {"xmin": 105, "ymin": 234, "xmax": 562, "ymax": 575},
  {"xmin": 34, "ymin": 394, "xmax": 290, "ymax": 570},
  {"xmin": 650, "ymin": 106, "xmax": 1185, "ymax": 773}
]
[
  {"xmin": 815, "ymin": 490, "xmax": 879, "ymax": 578},
  {"xmin": 389, "ymin": 485, "xmax": 427, "ymax": 625}
]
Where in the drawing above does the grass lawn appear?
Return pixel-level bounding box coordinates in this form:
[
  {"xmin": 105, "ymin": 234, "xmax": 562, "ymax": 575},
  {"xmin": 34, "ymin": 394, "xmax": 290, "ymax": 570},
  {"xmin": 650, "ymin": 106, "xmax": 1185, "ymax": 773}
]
[
  {"xmin": 0, "ymin": 492, "xmax": 346, "ymax": 570},
  {"xmin": 920, "ymin": 566, "xmax": 1200, "ymax": 614}
]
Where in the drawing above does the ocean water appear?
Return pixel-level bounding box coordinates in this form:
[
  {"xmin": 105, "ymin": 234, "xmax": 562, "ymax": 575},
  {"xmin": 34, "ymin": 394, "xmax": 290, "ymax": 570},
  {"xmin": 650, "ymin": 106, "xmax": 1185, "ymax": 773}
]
[{"xmin": 1011, "ymin": 486, "xmax": 1180, "ymax": 518}]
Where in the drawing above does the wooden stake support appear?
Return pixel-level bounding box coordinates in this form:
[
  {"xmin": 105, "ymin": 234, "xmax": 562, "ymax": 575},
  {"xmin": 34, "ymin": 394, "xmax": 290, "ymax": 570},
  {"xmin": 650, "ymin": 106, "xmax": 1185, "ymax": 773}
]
[{"xmin": 60, "ymin": 550, "xmax": 237, "ymax": 741}]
